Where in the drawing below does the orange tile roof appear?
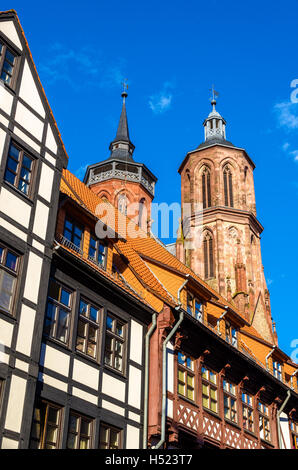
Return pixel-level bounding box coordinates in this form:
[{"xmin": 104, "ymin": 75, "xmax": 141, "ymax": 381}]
[{"xmin": 59, "ymin": 169, "xmax": 298, "ymax": 375}]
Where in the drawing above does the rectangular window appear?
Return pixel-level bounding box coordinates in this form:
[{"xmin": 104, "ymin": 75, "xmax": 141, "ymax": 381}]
[
  {"xmin": 225, "ymin": 321, "xmax": 238, "ymax": 348},
  {"xmin": 223, "ymin": 379, "xmax": 237, "ymax": 423},
  {"xmin": 242, "ymin": 392, "xmax": 254, "ymax": 433},
  {"xmin": 104, "ymin": 314, "xmax": 126, "ymax": 373},
  {"xmin": 258, "ymin": 402, "xmax": 271, "ymax": 442},
  {"xmin": 76, "ymin": 298, "xmax": 100, "ymax": 359},
  {"xmin": 4, "ymin": 142, "xmax": 34, "ymax": 196},
  {"xmin": 0, "ymin": 244, "xmax": 19, "ymax": 314},
  {"xmin": 186, "ymin": 292, "xmax": 203, "ymax": 322},
  {"xmin": 30, "ymin": 401, "xmax": 62, "ymax": 449},
  {"xmin": 44, "ymin": 279, "xmax": 72, "ymax": 344},
  {"xmin": 66, "ymin": 412, "xmax": 92, "ymax": 449},
  {"xmin": 177, "ymin": 352, "xmax": 195, "ymax": 401},
  {"xmin": 63, "ymin": 217, "xmax": 83, "ymax": 251},
  {"xmin": 202, "ymin": 366, "xmax": 217, "ymax": 413},
  {"xmin": 0, "ymin": 40, "xmax": 17, "ymax": 86},
  {"xmin": 88, "ymin": 236, "xmax": 106, "ymax": 268},
  {"xmin": 99, "ymin": 423, "xmax": 122, "ymax": 449},
  {"xmin": 273, "ymin": 361, "xmax": 282, "ymax": 381}
]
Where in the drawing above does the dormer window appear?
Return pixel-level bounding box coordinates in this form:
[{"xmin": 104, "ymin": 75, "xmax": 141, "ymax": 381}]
[
  {"xmin": 186, "ymin": 292, "xmax": 203, "ymax": 322},
  {"xmin": 88, "ymin": 236, "xmax": 106, "ymax": 269},
  {"xmin": 63, "ymin": 217, "xmax": 83, "ymax": 252},
  {"xmin": 273, "ymin": 360, "xmax": 282, "ymax": 381},
  {"xmin": 0, "ymin": 40, "xmax": 17, "ymax": 87},
  {"xmin": 225, "ymin": 321, "xmax": 238, "ymax": 347}
]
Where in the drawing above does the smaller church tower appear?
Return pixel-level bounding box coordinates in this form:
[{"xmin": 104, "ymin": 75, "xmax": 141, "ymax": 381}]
[
  {"xmin": 177, "ymin": 93, "xmax": 275, "ymax": 343},
  {"xmin": 84, "ymin": 88, "xmax": 157, "ymax": 231}
]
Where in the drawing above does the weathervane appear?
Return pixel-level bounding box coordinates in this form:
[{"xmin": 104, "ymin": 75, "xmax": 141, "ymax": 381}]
[
  {"xmin": 122, "ymin": 78, "xmax": 128, "ymax": 101},
  {"xmin": 210, "ymin": 84, "xmax": 219, "ymax": 103}
]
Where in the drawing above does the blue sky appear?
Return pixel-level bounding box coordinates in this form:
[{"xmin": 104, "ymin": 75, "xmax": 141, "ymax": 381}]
[{"xmin": 3, "ymin": 0, "xmax": 298, "ymax": 356}]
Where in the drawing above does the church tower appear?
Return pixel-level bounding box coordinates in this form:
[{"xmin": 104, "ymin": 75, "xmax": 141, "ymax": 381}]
[
  {"xmin": 84, "ymin": 88, "xmax": 157, "ymax": 231},
  {"xmin": 177, "ymin": 94, "xmax": 275, "ymax": 343}
]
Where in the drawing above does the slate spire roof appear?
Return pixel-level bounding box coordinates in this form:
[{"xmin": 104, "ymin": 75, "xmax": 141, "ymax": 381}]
[{"xmin": 108, "ymin": 90, "xmax": 135, "ymax": 161}]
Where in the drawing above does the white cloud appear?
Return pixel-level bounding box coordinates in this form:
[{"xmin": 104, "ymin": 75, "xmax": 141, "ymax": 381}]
[
  {"xmin": 149, "ymin": 82, "xmax": 174, "ymax": 114},
  {"xmin": 290, "ymin": 150, "xmax": 298, "ymax": 162},
  {"xmin": 267, "ymin": 278, "xmax": 273, "ymax": 286},
  {"xmin": 39, "ymin": 42, "xmax": 126, "ymax": 91},
  {"xmin": 274, "ymin": 101, "xmax": 298, "ymax": 130},
  {"xmin": 282, "ymin": 142, "xmax": 290, "ymax": 151}
]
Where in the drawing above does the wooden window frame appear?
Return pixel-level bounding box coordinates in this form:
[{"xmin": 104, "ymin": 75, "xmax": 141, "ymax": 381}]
[
  {"xmin": 88, "ymin": 235, "xmax": 107, "ymax": 269},
  {"xmin": 0, "ymin": 38, "xmax": 19, "ymax": 89},
  {"xmin": 242, "ymin": 391, "xmax": 254, "ymax": 433},
  {"xmin": 104, "ymin": 313, "xmax": 126, "ymax": 374},
  {"xmin": 177, "ymin": 352, "xmax": 195, "ymax": 401},
  {"xmin": 63, "ymin": 217, "xmax": 84, "ymax": 252},
  {"xmin": 0, "ymin": 244, "xmax": 19, "ymax": 315},
  {"xmin": 76, "ymin": 297, "xmax": 101, "ymax": 360},
  {"xmin": 44, "ymin": 279, "xmax": 73, "ymax": 345},
  {"xmin": 258, "ymin": 401, "xmax": 271, "ymax": 442},
  {"xmin": 223, "ymin": 379, "xmax": 238, "ymax": 424},
  {"xmin": 30, "ymin": 400, "xmax": 62, "ymax": 449},
  {"xmin": 273, "ymin": 360, "xmax": 282, "ymax": 381},
  {"xmin": 225, "ymin": 321, "xmax": 238, "ymax": 348},
  {"xmin": 66, "ymin": 411, "xmax": 93, "ymax": 449},
  {"xmin": 186, "ymin": 292, "xmax": 203, "ymax": 322},
  {"xmin": 201, "ymin": 365, "xmax": 218, "ymax": 414},
  {"xmin": 99, "ymin": 423, "xmax": 122, "ymax": 449},
  {"xmin": 4, "ymin": 141, "xmax": 35, "ymax": 198}
]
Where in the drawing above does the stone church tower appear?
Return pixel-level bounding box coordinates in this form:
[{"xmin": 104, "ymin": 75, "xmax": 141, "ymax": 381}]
[
  {"xmin": 84, "ymin": 89, "xmax": 157, "ymax": 231},
  {"xmin": 177, "ymin": 96, "xmax": 275, "ymax": 344}
]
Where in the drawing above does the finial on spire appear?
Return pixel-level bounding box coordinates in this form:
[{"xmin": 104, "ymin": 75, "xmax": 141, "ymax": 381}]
[
  {"xmin": 210, "ymin": 84, "xmax": 219, "ymax": 109},
  {"xmin": 122, "ymin": 78, "xmax": 128, "ymax": 101}
]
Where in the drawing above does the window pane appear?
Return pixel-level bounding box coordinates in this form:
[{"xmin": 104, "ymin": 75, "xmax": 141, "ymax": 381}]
[
  {"xmin": 79, "ymin": 299, "xmax": 88, "ymax": 316},
  {"xmin": 4, "ymin": 169, "xmax": 16, "ymax": 185},
  {"xmin": 110, "ymin": 430, "xmax": 119, "ymax": 449},
  {"xmin": 115, "ymin": 355, "xmax": 122, "ymax": 371},
  {"xmin": 48, "ymin": 407, "xmax": 59, "ymax": 424},
  {"xmin": 48, "ymin": 280, "xmax": 60, "ymax": 301},
  {"xmin": 22, "ymin": 155, "xmax": 32, "ymax": 170},
  {"xmin": 60, "ymin": 288, "xmax": 70, "ymax": 306},
  {"xmin": 44, "ymin": 301, "xmax": 56, "ymax": 336},
  {"xmin": 81, "ymin": 419, "xmax": 90, "ymax": 435},
  {"xmin": 116, "ymin": 322, "xmax": 123, "ymax": 337},
  {"xmin": 106, "ymin": 316, "xmax": 113, "ymax": 330},
  {"xmin": 68, "ymin": 415, "xmax": 78, "ymax": 432},
  {"xmin": 9, "ymin": 144, "xmax": 19, "ymax": 159},
  {"xmin": 67, "ymin": 433, "xmax": 76, "ymax": 449},
  {"xmin": 90, "ymin": 306, "xmax": 98, "ymax": 322},
  {"xmin": 57, "ymin": 309, "xmax": 68, "ymax": 342},
  {"xmin": 7, "ymin": 156, "xmax": 18, "ymax": 172},
  {"xmin": 0, "ymin": 270, "xmax": 15, "ymax": 311},
  {"xmin": 79, "ymin": 437, "xmax": 89, "ymax": 449},
  {"xmin": 5, "ymin": 49, "xmax": 15, "ymax": 64},
  {"xmin": 18, "ymin": 180, "xmax": 29, "ymax": 194},
  {"xmin": 5, "ymin": 251, "xmax": 17, "ymax": 271}
]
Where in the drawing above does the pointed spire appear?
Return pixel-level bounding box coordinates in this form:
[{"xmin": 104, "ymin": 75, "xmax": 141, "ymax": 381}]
[{"xmin": 109, "ymin": 83, "xmax": 135, "ymax": 161}]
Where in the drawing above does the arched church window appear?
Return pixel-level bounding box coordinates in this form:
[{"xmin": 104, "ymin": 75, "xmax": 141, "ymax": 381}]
[
  {"xmin": 202, "ymin": 167, "xmax": 211, "ymax": 209},
  {"xmin": 223, "ymin": 165, "xmax": 234, "ymax": 207},
  {"xmin": 118, "ymin": 193, "xmax": 128, "ymax": 215},
  {"xmin": 203, "ymin": 231, "xmax": 214, "ymax": 279}
]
